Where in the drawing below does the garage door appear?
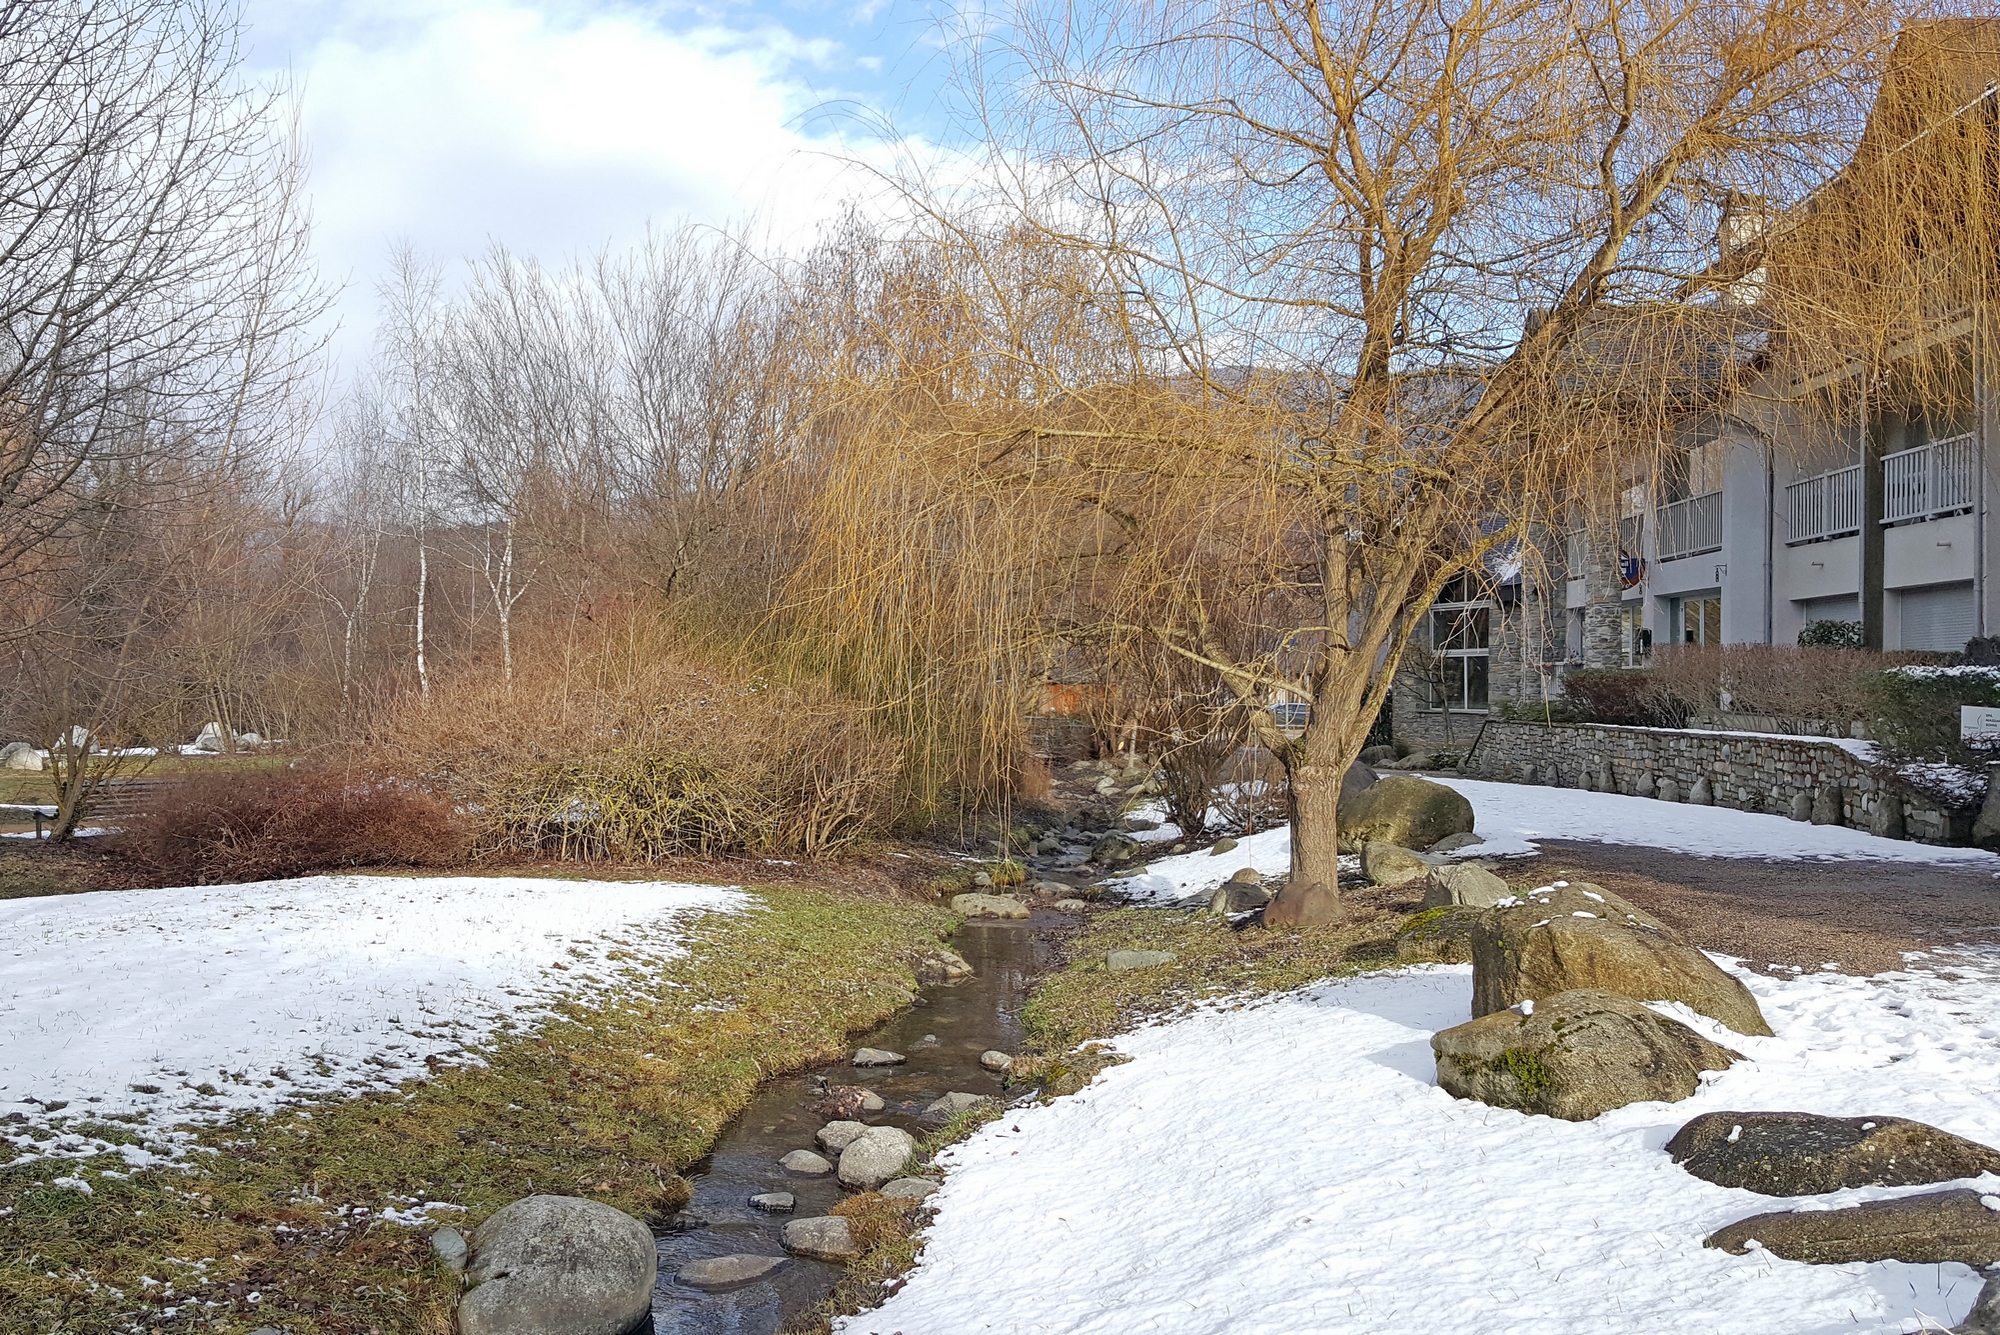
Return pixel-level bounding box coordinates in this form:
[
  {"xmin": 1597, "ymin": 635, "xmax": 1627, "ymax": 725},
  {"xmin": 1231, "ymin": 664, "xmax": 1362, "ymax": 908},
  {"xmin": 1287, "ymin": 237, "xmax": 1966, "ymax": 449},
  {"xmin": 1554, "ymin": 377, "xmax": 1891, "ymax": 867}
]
[{"xmin": 1899, "ymin": 582, "xmax": 1976, "ymax": 652}]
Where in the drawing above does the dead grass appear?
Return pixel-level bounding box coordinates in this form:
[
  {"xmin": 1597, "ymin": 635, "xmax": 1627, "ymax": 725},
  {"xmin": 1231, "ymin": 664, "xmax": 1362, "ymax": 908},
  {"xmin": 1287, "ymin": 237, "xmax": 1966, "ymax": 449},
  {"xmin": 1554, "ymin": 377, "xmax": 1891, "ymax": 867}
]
[
  {"xmin": 0, "ymin": 881, "xmax": 953, "ymax": 1335},
  {"xmin": 1019, "ymin": 905, "xmax": 1408, "ymax": 1054}
]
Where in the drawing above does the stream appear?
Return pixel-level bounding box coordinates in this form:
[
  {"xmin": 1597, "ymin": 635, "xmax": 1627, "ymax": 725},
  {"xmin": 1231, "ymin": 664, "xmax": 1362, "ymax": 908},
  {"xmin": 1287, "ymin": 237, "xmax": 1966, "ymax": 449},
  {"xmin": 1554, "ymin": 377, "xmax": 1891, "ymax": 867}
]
[{"xmin": 646, "ymin": 913, "xmax": 1062, "ymax": 1334}]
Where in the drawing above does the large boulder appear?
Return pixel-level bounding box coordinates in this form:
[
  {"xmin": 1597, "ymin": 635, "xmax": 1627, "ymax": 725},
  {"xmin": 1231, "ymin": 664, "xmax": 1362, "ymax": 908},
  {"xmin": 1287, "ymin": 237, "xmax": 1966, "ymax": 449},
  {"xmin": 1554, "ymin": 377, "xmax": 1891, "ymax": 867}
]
[
  {"xmin": 0, "ymin": 742, "xmax": 41, "ymax": 771},
  {"xmin": 1668, "ymin": 1111, "xmax": 2000, "ymax": 1195},
  {"xmin": 1706, "ymin": 1189, "xmax": 2000, "ymax": 1267},
  {"xmin": 1432, "ymin": 989, "xmax": 1740, "ymax": 1121},
  {"xmin": 1422, "ymin": 862, "xmax": 1510, "ymax": 909},
  {"xmin": 837, "ymin": 1125, "xmax": 917, "ymax": 1190},
  {"xmin": 1361, "ymin": 841, "xmax": 1430, "ymax": 887},
  {"xmin": 1337, "ymin": 775, "xmax": 1473, "ymax": 853},
  {"xmin": 457, "ymin": 1195, "xmax": 656, "ymax": 1335},
  {"xmin": 1341, "ymin": 761, "xmax": 1379, "ymax": 801},
  {"xmin": 1470, "ymin": 882, "xmax": 1772, "ymax": 1036}
]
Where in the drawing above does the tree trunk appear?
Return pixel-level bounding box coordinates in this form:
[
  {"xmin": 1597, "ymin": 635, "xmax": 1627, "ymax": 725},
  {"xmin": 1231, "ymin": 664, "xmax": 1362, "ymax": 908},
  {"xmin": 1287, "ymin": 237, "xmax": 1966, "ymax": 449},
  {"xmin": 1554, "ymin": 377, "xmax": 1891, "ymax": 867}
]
[
  {"xmin": 415, "ymin": 537, "xmax": 430, "ymax": 701},
  {"xmin": 1288, "ymin": 760, "xmax": 1345, "ymax": 893}
]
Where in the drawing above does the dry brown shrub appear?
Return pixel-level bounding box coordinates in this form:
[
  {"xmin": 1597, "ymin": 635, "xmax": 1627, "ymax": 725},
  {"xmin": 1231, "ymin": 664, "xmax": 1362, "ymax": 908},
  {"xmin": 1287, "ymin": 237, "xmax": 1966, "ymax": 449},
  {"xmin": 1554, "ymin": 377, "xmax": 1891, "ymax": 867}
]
[
  {"xmin": 1645, "ymin": 645, "xmax": 1950, "ymax": 730},
  {"xmin": 384, "ymin": 626, "xmax": 903, "ymax": 861},
  {"xmin": 111, "ymin": 764, "xmax": 471, "ymax": 885}
]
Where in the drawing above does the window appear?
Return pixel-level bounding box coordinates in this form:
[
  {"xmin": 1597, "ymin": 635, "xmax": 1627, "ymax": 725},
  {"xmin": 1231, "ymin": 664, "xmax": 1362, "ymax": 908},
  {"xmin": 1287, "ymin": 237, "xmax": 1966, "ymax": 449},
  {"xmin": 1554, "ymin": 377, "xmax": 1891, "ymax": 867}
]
[
  {"xmin": 1427, "ymin": 595, "xmax": 1490, "ymax": 711},
  {"xmin": 1668, "ymin": 595, "xmax": 1722, "ymax": 645}
]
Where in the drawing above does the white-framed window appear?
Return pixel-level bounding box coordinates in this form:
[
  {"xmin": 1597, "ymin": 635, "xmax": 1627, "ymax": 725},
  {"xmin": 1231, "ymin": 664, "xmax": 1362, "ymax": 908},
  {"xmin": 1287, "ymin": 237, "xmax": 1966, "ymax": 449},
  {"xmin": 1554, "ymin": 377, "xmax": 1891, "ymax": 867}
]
[
  {"xmin": 1426, "ymin": 587, "xmax": 1491, "ymax": 711},
  {"xmin": 1668, "ymin": 594, "xmax": 1722, "ymax": 645}
]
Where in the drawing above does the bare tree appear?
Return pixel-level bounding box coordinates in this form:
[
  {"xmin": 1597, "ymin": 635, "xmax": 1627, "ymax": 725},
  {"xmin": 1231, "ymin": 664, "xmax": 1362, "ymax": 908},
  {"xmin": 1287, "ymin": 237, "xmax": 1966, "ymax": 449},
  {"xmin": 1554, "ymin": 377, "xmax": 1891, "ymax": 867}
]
[
  {"xmin": 0, "ymin": 0, "xmax": 329, "ymax": 607},
  {"xmin": 798, "ymin": 0, "xmax": 1902, "ymax": 918}
]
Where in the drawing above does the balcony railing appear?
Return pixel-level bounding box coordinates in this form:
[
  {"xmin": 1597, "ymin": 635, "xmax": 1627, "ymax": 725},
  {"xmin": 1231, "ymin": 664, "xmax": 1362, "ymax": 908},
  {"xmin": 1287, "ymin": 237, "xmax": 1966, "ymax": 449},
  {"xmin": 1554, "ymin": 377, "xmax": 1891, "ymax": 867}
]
[
  {"xmin": 1655, "ymin": 490, "xmax": 1723, "ymax": 561},
  {"xmin": 1882, "ymin": 432, "xmax": 1976, "ymax": 525},
  {"xmin": 1784, "ymin": 464, "xmax": 1862, "ymax": 545}
]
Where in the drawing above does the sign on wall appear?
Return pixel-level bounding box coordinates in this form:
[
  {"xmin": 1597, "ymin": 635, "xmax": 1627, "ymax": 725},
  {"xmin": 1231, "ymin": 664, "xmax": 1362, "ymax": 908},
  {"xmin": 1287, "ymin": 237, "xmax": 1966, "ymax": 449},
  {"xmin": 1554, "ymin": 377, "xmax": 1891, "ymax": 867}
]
[{"xmin": 1961, "ymin": 706, "xmax": 2000, "ymax": 742}]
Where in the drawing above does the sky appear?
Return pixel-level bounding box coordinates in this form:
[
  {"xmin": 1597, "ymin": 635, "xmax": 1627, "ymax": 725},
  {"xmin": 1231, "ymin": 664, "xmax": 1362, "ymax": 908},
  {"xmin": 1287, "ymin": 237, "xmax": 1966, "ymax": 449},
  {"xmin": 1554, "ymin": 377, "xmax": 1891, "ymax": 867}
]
[{"xmin": 241, "ymin": 0, "xmax": 965, "ymax": 375}]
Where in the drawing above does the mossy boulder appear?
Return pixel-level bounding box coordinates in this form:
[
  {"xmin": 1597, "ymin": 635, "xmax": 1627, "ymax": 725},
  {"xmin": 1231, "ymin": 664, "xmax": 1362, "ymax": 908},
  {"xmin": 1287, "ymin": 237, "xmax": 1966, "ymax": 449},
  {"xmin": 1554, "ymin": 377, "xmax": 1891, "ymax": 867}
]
[
  {"xmin": 1432, "ymin": 988, "xmax": 1740, "ymax": 1120},
  {"xmin": 1396, "ymin": 905, "xmax": 1479, "ymax": 963},
  {"xmin": 1337, "ymin": 775, "xmax": 1473, "ymax": 853},
  {"xmin": 1471, "ymin": 882, "xmax": 1772, "ymax": 1037}
]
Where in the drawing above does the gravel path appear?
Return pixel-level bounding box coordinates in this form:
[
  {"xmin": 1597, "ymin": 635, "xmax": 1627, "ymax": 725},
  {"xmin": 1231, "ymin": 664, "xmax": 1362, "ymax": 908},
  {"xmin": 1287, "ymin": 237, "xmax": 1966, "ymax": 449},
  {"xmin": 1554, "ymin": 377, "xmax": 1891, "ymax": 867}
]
[{"xmin": 1520, "ymin": 840, "xmax": 2000, "ymax": 976}]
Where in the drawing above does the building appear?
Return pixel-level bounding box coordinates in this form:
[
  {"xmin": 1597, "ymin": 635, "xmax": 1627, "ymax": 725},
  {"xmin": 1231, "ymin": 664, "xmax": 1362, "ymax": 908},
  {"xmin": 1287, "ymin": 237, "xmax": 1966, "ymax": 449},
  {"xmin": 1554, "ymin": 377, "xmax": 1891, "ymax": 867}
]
[{"xmin": 1395, "ymin": 21, "xmax": 2000, "ymax": 750}]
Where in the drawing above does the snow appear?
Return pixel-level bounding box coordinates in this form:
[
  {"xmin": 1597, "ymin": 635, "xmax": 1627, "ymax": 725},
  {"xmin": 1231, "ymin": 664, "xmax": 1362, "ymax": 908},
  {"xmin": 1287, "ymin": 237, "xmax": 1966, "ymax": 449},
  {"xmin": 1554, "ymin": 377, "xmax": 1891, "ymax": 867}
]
[
  {"xmin": 1108, "ymin": 825, "xmax": 1298, "ymax": 903},
  {"xmin": 1431, "ymin": 777, "xmax": 2000, "ymax": 865},
  {"xmin": 846, "ymin": 951, "xmax": 2000, "ymax": 1335},
  {"xmin": 0, "ymin": 874, "xmax": 743, "ymax": 1165},
  {"xmin": 1106, "ymin": 775, "xmax": 1995, "ymax": 901}
]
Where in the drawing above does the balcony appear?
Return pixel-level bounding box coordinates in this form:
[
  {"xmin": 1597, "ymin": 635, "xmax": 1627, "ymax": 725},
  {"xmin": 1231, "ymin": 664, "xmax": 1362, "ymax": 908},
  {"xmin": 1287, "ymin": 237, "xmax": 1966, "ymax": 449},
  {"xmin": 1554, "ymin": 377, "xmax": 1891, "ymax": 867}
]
[
  {"xmin": 1655, "ymin": 490, "xmax": 1722, "ymax": 561},
  {"xmin": 1784, "ymin": 464, "xmax": 1862, "ymax": 545},
  {"xmin": 1882, "ymin": 432, "xmax": 1975, "ymax": 525}
]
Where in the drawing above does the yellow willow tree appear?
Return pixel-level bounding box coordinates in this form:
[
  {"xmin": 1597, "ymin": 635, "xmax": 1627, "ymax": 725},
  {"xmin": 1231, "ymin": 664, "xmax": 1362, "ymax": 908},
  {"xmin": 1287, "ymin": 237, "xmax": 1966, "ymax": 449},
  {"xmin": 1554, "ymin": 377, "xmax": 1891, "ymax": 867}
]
[{"xmin": 798, "ymin": 0, "xmax": 1906, "ymax": 918}]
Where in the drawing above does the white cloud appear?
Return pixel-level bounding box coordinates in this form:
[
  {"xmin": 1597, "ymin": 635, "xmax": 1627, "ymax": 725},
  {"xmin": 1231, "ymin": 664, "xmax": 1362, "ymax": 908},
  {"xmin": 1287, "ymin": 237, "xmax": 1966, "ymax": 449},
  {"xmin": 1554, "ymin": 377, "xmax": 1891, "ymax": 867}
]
[{"xmin": 249, "ymin": 0, "xmax": 907, "ymax": 370}]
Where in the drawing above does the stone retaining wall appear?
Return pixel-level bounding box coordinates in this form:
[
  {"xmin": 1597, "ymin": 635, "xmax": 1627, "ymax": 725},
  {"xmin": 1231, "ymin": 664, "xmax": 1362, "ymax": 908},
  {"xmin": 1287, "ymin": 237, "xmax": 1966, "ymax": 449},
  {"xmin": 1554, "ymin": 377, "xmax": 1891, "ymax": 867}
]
[{"xmin": 1460, "ymin": 720, "xmax": 1972, "ymax": 846}]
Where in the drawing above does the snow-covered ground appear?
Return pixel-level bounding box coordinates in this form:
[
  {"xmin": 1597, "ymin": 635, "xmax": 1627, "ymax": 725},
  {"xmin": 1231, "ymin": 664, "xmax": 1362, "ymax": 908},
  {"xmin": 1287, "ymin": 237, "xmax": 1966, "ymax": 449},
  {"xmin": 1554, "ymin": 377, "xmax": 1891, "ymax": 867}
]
[
  {"xmin": 1109, "ymin": 776, "xmax": 1998, "ymax": 902},
  {"xmin": 1431, "ymin": 776, "xmax": 2000, "ymax": 864},
  {"xmin": 0, "ymin": 874, "xmax": 743, "ymax": 1165},
  {"xmin": 848, "ymin": 952, "xmax": 2000, "ymax": 1335}
]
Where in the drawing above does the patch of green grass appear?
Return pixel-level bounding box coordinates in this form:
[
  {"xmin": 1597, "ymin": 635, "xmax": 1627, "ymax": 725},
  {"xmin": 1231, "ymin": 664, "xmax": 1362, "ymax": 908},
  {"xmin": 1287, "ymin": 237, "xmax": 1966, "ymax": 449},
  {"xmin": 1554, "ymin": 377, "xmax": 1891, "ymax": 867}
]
[
  {"xmin": 1019, "ymin": 906, "xmax": 1405, "ymax": 1053},
  {"xmin": 0, "ymin": 882, "xmax": 952, "ymax": 1335}
]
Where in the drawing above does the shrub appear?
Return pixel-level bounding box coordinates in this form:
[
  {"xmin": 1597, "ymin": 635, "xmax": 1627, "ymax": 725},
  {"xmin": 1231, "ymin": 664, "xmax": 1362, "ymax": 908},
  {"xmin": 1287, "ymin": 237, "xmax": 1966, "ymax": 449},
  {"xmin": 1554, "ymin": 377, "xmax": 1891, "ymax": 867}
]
[
  {"xmin": 1862, "ymin": 665, "xmax": 2000, "ymax": 767},
  {"xmin": 385, "ymin": 635, "xmax": 903, "ymax": 861},
  {"xmin": 1798, "ymin": 619, "xmax": 1866, "ymax": 649},
  {"xmin": 112, "ymin": 764, "xmax": 470, "ymax": 884},
  {"xmin": 1558, "ymin": 669, "xmax": 1693, "ymax": 727}
]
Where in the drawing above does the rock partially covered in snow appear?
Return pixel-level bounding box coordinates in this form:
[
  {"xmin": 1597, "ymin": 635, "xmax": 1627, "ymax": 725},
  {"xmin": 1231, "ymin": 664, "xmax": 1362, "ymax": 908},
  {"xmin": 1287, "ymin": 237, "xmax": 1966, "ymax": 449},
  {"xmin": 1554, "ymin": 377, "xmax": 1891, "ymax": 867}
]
[
  {"xmin": 1471, "ymin": 882, "xmax": 1772, "ymax": 1037},
  {"xmin": 1705, "ymin": 1188, "xmax": 2000, "ymax": 1266},
  {"xmin": 0, "ymin": 741, "xmax": 41, "ymax": 771},
  {"xmin": 1432, "ymin": 988, "xmax": 1740, "ymax": 1121},
  {"xmin": 457, "ymin": 1195, "xmax": 656, "ymax": 1335},
  {"xmin": 782, "ymin": 1216, "xmax": 861, "ymax": 1261},
  {"xmin": 838, "ymin": 1125, "xmax": 918, "ymax": 1189},
  {"xmin": 1667, "ymin": 1111, "xmax": 2000, "ymax": 1196},
  {"xmin": 1336, "ymin": 775, "xmax": 1473, "ymax": 854}
]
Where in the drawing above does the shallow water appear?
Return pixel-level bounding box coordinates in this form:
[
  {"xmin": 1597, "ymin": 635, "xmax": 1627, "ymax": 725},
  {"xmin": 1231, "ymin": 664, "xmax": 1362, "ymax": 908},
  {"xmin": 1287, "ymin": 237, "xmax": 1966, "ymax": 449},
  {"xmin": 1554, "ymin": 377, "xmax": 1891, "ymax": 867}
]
[{"xmin": 648, "ymin": 915, "xmax": 1057, "ymax": 1333}]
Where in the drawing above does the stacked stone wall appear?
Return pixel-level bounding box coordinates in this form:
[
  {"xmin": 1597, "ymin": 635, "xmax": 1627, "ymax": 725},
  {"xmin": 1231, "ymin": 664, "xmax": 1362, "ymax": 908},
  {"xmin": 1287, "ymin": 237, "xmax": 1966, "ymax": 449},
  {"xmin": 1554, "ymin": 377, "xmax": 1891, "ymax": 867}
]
[{"xmin": 1460, "ymin": 720, "xmax": 1972, "ymax": 845}]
